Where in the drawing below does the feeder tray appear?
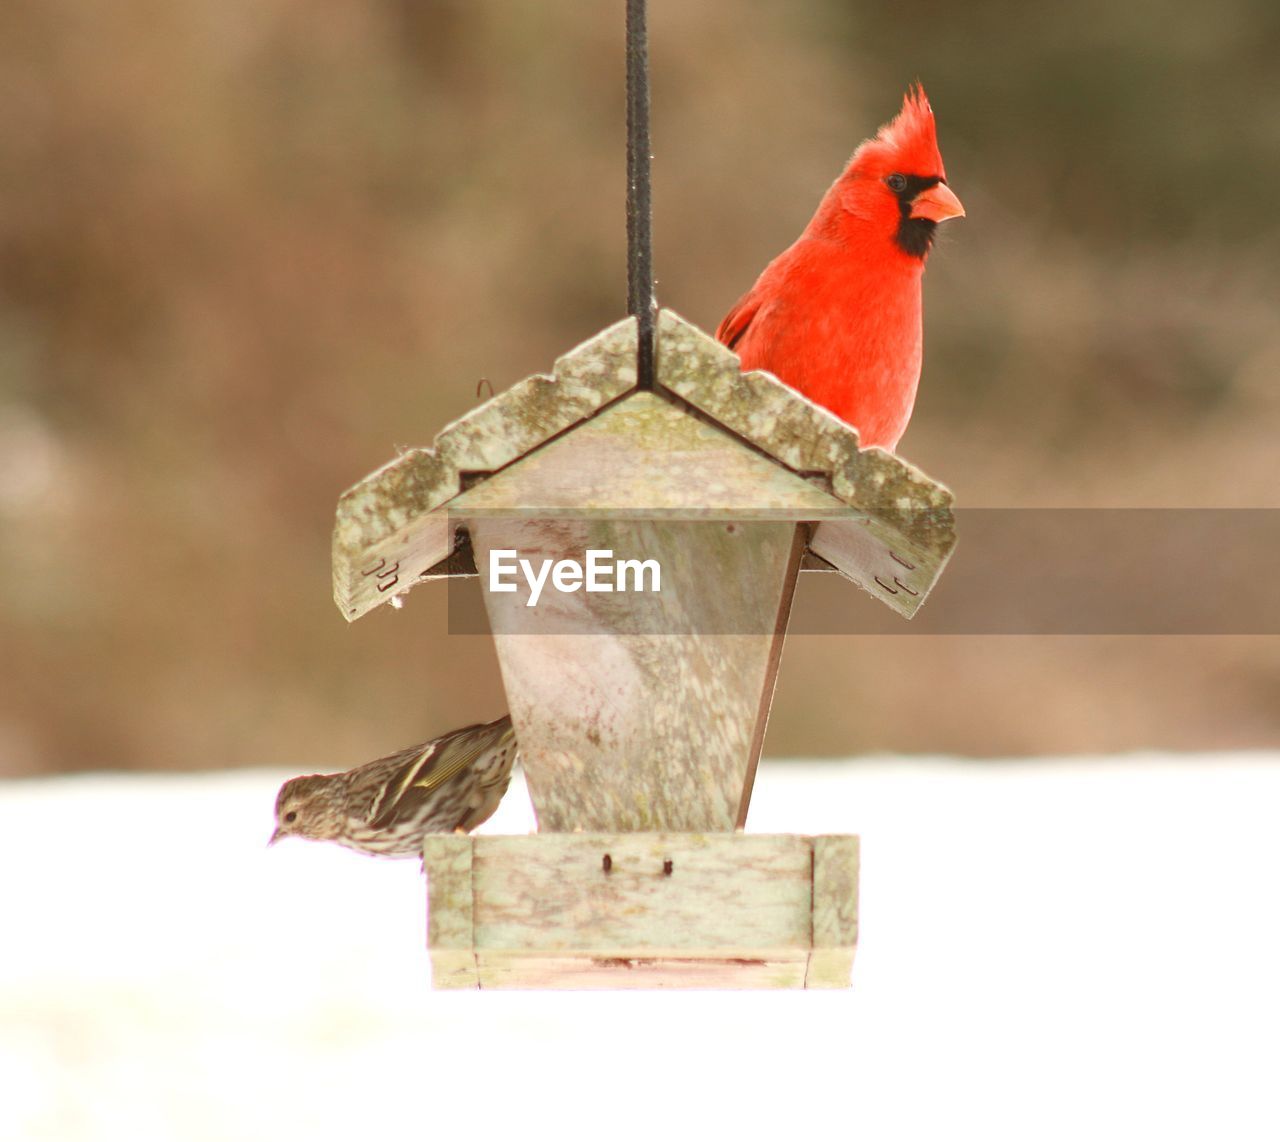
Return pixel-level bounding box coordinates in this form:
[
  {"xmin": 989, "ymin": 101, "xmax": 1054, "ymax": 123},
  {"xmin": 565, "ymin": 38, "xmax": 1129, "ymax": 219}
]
[
  {"xmin": 424, "ymin": 833, "xmax": 858, "ymax": 990},
  {"xmin": 333, "ymin": 311, "xmax": 955, "ymax": 988}
]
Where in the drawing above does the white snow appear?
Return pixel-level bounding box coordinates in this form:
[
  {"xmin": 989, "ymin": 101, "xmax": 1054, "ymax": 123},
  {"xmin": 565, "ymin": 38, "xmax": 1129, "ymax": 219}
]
[{"xmin": 3, "ymin": 754, "xmax": 1279, "ymax": 1141}]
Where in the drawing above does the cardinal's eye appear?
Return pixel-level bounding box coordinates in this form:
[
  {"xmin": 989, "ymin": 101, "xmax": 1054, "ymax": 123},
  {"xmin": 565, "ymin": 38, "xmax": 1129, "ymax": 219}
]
[
  {"xmin": 886, "ymin": 173, "xmax": 908, "ymax": 193},
  {"xmin": 284, "ymin": 811, "xmax": 298, "ymax": 823}
]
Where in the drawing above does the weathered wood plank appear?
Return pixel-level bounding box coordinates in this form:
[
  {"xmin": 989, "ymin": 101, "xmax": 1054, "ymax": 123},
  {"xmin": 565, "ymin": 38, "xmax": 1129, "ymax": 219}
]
[
  {"xmin": 809, "ymin": 512, "xmax": 955, "ymax": 621},
  {"xmin": 471, "ymin": 834, "xmax": 813, "ymax": 952},
  {"xmin": 333, "ymin": 317, "xmax": 639, "ymax": 620},
  {"xmin": 333, "ymin": 509, "xmax": 454, "ymax": 620},
  {"xmin": 655, "ymin": 310, "xmax": 953, "ymax": 516},
  {"xmin": 446, "ymin": 392, "xmax": 856, "ymax": 519},
  {"xmin": 806, "ymin": 834, "xmax": 860, "ymax": 989},
  {"xmin": 475, "ymin": 953, "xmax": 809, "ymax": 990},
  {"xmin": 655, "ymin": 308, "xmax": 956, "ymax": 618},
  {"xmin": 468, "ymin": 519, "xmax": 801, "ymax": 831},
  {"xmin": 422, "ymin": 834, "xmax": 478, "ymax": 989},
  {"xmin": 736, "ymin": 524, "xmax": 806, "ymax": 826},
  {"xmin": 422, "ymin": 833, "xmax": 859, "ymax": 990},
  {"xmin": 657, "ymin": 309, "xmax": 859, "ymax": 475}
]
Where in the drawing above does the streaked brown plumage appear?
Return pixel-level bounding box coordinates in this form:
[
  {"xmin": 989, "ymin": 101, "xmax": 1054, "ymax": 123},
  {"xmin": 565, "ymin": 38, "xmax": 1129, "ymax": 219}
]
[{"xmin": 269, "ymin": 715, "xmax": 517, "ymax": 857}]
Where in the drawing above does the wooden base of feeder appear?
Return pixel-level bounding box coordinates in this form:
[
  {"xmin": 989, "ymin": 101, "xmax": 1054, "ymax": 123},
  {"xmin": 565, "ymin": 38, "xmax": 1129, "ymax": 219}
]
[{"xmin": 423, "ymin": 833, "xmax": 858, "ymax": 990}]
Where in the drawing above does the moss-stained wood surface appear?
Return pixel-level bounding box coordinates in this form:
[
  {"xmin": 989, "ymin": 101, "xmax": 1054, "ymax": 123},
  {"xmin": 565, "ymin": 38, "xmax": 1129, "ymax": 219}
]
[
  {"xmin": 423, "ymin": 832, "xmax": 859, "ymax": 990},
  {"xmin": 422, "ymin": 834, "xmax": 478, "ymax": 988},
  {"xmin": 446, "ymin": 392, "xmax": 855, "ymax": 518},
  {"xmin": 333, "ymin": 317, "xmax": 639, "ymax": 620},
  {"xmin": 474, "ymin": 953, "xmax": 807, "ymax": 990},
  {"xmin": 808, "ymin": 515, "xmax": 950, "ymax": 619},
  {"xmin": 807, "ymin": 835, "xmax": 860, "ymax": 988},
  {"xmin": 475, "ymin": 833, "xmax": 812, "ymax": 950},
  {"xmin": 468, "ymin": 517, "xmax": 801, "ymax": 831},
  {"xmin": 655, "ymin": 310, "xmax": 956, "ymax": 618},
  {"xmin": 333, "ymin": 309, "xmax": 955, "ymax": 623}
]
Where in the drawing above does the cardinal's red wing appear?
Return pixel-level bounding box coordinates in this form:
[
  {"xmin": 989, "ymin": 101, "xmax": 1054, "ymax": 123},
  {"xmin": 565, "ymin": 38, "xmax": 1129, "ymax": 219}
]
[{"xmin": 716, "ymin": 288, "xmax": 762, "ymax": 352}]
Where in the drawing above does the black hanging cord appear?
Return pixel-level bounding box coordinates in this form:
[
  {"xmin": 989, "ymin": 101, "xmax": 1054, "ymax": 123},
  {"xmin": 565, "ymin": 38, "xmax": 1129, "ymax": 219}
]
[{"xmin": 625, "ymin": 0, "xmax": 656, "ymax": 390}]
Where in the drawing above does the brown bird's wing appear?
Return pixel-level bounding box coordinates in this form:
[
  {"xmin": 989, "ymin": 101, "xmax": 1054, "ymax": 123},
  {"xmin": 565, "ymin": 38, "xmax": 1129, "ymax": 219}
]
[
  {"xmin": 453, "ymin": 752, "xmax": 517, "ymax": 833},
  {"xmin": 716, "ymin": 287, "xmax": 762, "ymax": 351},
  {"xmin": 366, "ymin": 716, "xmax": 512, "ymax": 830}
]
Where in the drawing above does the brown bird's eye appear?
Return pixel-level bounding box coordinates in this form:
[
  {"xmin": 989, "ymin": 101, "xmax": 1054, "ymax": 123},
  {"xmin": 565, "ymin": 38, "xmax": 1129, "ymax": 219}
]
[
  {"xmin": 886, "ymin": 173, "xmax": 908, "ymax": 193},
  {"xmin": 284, "ymin": 811, "xmax": 297, "ymax": 823}
]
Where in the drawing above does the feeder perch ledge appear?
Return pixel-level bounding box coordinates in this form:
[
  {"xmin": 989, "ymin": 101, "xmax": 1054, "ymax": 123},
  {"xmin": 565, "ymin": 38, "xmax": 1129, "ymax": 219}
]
[{"xmin": 425, "ymin": 833, "xmax": 859, "ymax": 990}]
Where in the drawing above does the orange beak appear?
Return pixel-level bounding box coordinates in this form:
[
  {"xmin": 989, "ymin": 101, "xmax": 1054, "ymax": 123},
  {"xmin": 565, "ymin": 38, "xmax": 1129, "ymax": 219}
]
[{"xmin": 909, "ymin": 182, "xmax": 965, "ymax": 223}]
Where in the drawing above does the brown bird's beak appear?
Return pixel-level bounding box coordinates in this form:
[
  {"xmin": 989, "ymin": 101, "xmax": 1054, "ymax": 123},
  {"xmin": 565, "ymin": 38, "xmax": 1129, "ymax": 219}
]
[
  {"xmin": 910, "ymin": 182, "xmax": 965, "ymax": 223},
  {"xmin": 267, "ymin": 827, "xmax": 283, "ymax": 847}
]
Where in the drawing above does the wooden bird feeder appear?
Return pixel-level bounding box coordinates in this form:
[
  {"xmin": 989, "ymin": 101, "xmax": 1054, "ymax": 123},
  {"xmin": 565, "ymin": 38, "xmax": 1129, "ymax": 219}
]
[
  {"xmin": 332, "ymin": 310, "xmax": 955, "ymax": 988},
  {"xmin": 331, "ymin": 0, "xmax": 953, "ymax": 989}
]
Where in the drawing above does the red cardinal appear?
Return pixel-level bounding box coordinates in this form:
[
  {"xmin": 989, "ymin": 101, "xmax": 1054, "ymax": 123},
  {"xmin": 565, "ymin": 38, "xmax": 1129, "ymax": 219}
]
[{"xmin": 717, "ymin": 85, "xmax": 963, "ymax": 451}]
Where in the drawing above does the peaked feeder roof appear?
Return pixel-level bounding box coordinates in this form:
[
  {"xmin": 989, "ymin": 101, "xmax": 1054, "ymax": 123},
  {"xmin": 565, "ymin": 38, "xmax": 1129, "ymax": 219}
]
[{"xmin": 333, "ymin": 309, "xmax": 956, "ymax": 623}]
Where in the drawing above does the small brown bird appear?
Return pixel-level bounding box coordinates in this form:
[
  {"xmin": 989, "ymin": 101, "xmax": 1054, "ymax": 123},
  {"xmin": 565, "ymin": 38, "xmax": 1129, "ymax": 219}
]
[{"xmin": 269, "ymin": 715, "xmax": 517, "ymax": 858}]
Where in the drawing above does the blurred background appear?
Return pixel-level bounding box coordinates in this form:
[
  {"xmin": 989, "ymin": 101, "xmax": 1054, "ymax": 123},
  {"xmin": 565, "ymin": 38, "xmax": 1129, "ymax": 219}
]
[{"xmin": 1, "ymin": 0, "xmax": 1277, "ymax": 776}]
